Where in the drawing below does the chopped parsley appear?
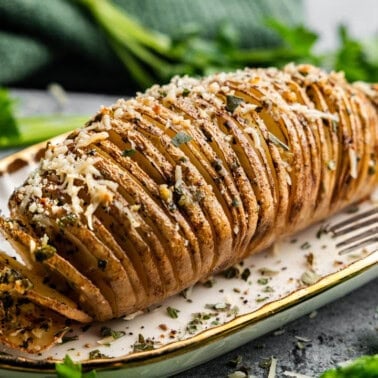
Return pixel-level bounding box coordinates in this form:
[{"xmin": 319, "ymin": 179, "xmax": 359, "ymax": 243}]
[
  {"xmin": 223, "ymin": 266, "xmax": 240, "ymax": 279},
  {"xmin": 100, "ymin": 326, "xmax": 125, "ymax": 340},
  {"xmin": 34, "ymin": 245, "xmax": 56, "ymax": 262},
  {"xmin": 61, "ymin": 335, "xmax": 79, "ymax": 344},
  {"xmin": 263, "ymin": 286, "xmax": 275, "ymax": 293},
  {"xmin": 232, "ymin": 198, "xmax": 240, "ymax": 207},
  {"xmin": 57, "ymin": 213, "xmax": 78, "ymax": 228},
  {"xmin": 241, "ymin": 268, "xmax": 251, "ymax": 281},
  {"xmin": 166, "ymin": 306, "xmax": 180, "ymax": 319},
  {"xmin": 258, "ymin": 267, "xmax": 279, "ymax": 276},
  {"xmin": 257, "ymin": 278, "xmax": 269, "ymax": 285},
  {"xmin": 171, "ymin": 131, "xmax": 193, "ymax": 147},
  {"xmin": 205, "ymin": 302, "xmax": 231, "ymax": 312},
  {"xmin": 256, "ymin": 296, "xmax": 269, "ymax": 303},
  {"xmin": 88, "ymin": 349, "xmax": 110, "ymax": 360},
  {"xmin": 226, "ymin": 95, "xmax": 244, "ymax": 113},
  {"xmin": 132, "ymin": 334, "xmax": 156, "ymax": 352},
  {"xmin": 122, "ymin": 148, "xmax": 136, "ymax": 157},
  {"xmin": 268, "ymin": 132, "xmax": 290, "ymax": 151},
  {"xmin": 300, "ymin": 241, "xmax": 311, "ymax": 250}
]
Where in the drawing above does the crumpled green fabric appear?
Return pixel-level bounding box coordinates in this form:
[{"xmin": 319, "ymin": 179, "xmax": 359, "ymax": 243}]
[{"xmin": 0, "ymin": 0, "xmax": 303, "ymax": 93}]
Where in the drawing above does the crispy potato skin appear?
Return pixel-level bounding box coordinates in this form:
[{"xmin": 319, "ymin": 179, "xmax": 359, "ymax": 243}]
[{"xmin": 2, "ymin": 64, "xmax": 378, "ymax": 342}]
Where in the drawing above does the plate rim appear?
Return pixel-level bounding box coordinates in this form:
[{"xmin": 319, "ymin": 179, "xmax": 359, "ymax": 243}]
[
  {"xmin": 0, "ymin": 250, "xmax": 376, "ymax": 374},
  {"xmin": 0, "ymin": 143, "xmax": 377, "ymax": 374}
]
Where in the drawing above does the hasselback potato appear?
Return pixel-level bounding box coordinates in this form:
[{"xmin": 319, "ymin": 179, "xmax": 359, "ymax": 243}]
[{"xmin": 0, "ymin": 64, "xmax": 377, "ymax": 352}]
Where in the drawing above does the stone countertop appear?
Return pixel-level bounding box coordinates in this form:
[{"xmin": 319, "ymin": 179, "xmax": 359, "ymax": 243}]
[
  {"xmin": 1, "ymin": 90, "xmax": 377, "ymax": 377},
  {"xmin": 175, "ymin": 278, "xmax": 378, "ymax": 377}
]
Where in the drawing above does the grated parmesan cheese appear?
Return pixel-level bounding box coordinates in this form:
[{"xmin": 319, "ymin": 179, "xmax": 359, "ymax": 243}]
[
  {"xmin": 123, "ymin": 205, "xmax": 141, "ymax": 229},
  {"xmin": 175, "ymin": 165, "xmax": 183, "ymax": 189},
  {"xmin": 288, "ymin": 103, "xmax": 339, "ymax": 123},
  {"xmin": 19, "ymin": 132, "xmax": 118, "ymax": 230},
  {"xmin": 76, "ymin": 131, "xmax": 109, "ymax": 148},
  {"xmin": 268, "ymin": 357, "xmax": 277, "ymax": 378},
  {"xmin": 348, "ymin": 148, "xmax": 358, "ymax": 179},
  {"xmin": 244, "ymin": 127, "xmax": 262, "ymax": 150}
]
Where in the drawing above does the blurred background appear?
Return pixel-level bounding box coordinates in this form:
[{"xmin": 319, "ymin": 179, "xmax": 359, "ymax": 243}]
[
  {"xmin": 0, "ymin": 0, "xmax": 377, "ymax": 94},
  {"xmin": 0, "ymin": 0, "xmax": 377, "ymax": 147}
]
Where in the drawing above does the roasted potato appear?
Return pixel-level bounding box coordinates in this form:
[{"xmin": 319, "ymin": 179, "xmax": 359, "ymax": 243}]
[{"xmin": 1, "ymin": 64, "xmax": 377, "ymax": 352}]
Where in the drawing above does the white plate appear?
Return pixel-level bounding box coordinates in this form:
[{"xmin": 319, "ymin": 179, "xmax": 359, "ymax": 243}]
[{"xmin": 0, "ymin": 142, "xmax": 377, "ymax": 377}]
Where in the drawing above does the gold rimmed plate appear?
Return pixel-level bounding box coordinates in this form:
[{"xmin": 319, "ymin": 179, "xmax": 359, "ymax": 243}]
[{"xmin": 0, "ymin": 141, "xmax": 377, "ymax": 377}]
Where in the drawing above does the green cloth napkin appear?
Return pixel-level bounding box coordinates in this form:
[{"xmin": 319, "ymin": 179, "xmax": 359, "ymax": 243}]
[{"xmin": 0, "ymin": 0, "xmax": 303, "ymax": 93}]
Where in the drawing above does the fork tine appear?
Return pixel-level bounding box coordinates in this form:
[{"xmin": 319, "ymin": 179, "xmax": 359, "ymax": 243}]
[
  {"xmin": 336, "ymin": 227, "xmax": 378, "ymax": 248},
  {"xmin": 338, "ymin": 240, "xmax": 378, "ymax": 256},
  {"xmin": 331, "ymin": 217, "xmax": 378, "ymax": 237},
  {"xmin": 329, "ymin": 207, "xmax": 377, "ymax": 233}
]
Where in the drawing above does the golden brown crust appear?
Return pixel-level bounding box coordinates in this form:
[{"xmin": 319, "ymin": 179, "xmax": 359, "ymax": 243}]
[{"xmin": 1, "ymin": 64, "xmax": 377, "ymax": 353}]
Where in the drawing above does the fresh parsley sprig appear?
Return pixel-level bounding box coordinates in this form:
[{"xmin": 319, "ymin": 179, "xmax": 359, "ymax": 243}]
[
  {"xmin": 75, "ymin": 0, "xmax": 378, "ymax": 88},
  {"xmin": 320, "ymin": 354, "xmax": 378, "ymax": 377},
  {"xmin": 55, "ymin": 355, "xmax": 97, "ymax": 378}
]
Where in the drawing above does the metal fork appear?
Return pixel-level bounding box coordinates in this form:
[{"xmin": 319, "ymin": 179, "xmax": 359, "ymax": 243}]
[{"xmin": 328, "ymin": 206, "xmax": 378, "ymax": 255}]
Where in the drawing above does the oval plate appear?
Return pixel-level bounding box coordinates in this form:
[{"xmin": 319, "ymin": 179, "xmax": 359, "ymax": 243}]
[{"xmin": 0, "ymin": 142, "xmax": 377, "ymax": 377}]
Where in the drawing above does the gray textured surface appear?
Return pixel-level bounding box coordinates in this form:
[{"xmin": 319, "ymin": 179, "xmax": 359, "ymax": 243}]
[
  {"xmin": 1, "ymin": 90, "xmax": 377, "ymax": 377},
  {"xmin": 175, "ymin": 279, "xmax": 378, "ymax": 377}
]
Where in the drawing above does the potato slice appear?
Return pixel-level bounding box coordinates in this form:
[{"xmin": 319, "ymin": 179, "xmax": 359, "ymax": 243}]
[
  {"xmin": 108, "ymin": 106, "xmax": 231, "ymax": 276},
  {"xmin": 273, "ymin": 78, "xmax": 322, "ymax": 221},
  {"xmin": 137, "ymin": 98, "xmax": 245, "ymax": 263},
  {"xmin": 349, "ymin": 89, "xmax": 378, "ymax": 199},
  {"xmin": 301, "ymin": 83, "xmax": 337, "ymax": 219},
  {"xmin": 0, "ymin": 250, "xmax": 91, "ymax": 323},
  {"xmin": 98, "ymin": 139, "xmax": 202, "ymax": 278},
  {"xmin": 95, "ymin": 170, "xmax": 179, "ymax": 296},
  {"xmin": 227, "ymin": 78, "xmax": 308, "ymax": 234},
  {"xmin": 0, "ymin": 291, "xmax": 69, "ymax": 353},
  {"xmin": 2, "ymin": 213, "xmax": 113, "ymax": 321}
]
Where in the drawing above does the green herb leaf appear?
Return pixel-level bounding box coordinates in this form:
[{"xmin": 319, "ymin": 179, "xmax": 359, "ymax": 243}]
[
  {"xmin": 0, "ymin": 88, "xmax": 19, "ymax": 138},
  {"xmin": 268, "ymin": 132, "xmax": 290, "ymax": 151},
  {"xmin": 55, "ymin": 355, "xmax": 82, "ymax": 378},
  {"xmin": 226, "ymin": 95, "xmax": 243, "ymax": 113},
  {"xmin": 300, "ymin": 241, "xmax": 311, "ymax": 250},
  {"xmin": 256, "ymin": 296, "xmax": 269, "ymax": 303},
  {"xmin": 171, "ymin": 131, "xmax": 193, "ymax": 147},
  {"xmin": 122, "ymin": 148, "xmax": 136, "ymax": 157},
  {"xmin": 320, "ymin": 354, "xmax": 378, "ymax": 378},
  {"xmin": 132, "ymin": 334, "xmax": 156, "ymax": 352},
  {"xmin": 267, "ymin": 19, "xmax": 318, "ymax": 58},
  {"xmin": 257, "ymin": 278, "xmax": 269, "ymax": 285},
  {"xmin": 335, "ymin": 26, "xmax": 378, "ymax": 82},
  {"xmin": 241, "ymin": 268, "xmax": 251, "ymax": 281},
  {"xmin": 55, "ymin": 355, "xmax": 98, "ymax": 378},
  {"xmin": 100, "ymin": 326, "xmax": 125, "ymax": 340},
  {"xmin": 88, "ymin": 349, "xmax": 109, "ymax": 360},
  {"xmin": 167, "ymin": 306, "xmax": 180, "ymax": 319},
  {"xmin": 34, "ymin": 245, "xmax": 56, "ymax": 262},
  {"xmin": 61, "ymin": 335, "xmax": 79, "ymax": 344}
]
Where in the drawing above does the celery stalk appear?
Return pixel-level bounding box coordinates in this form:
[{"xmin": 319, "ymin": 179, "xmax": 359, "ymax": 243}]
[{"xmin": 0, "ymin": 115, "xmax": 88, "ymax": 148}]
